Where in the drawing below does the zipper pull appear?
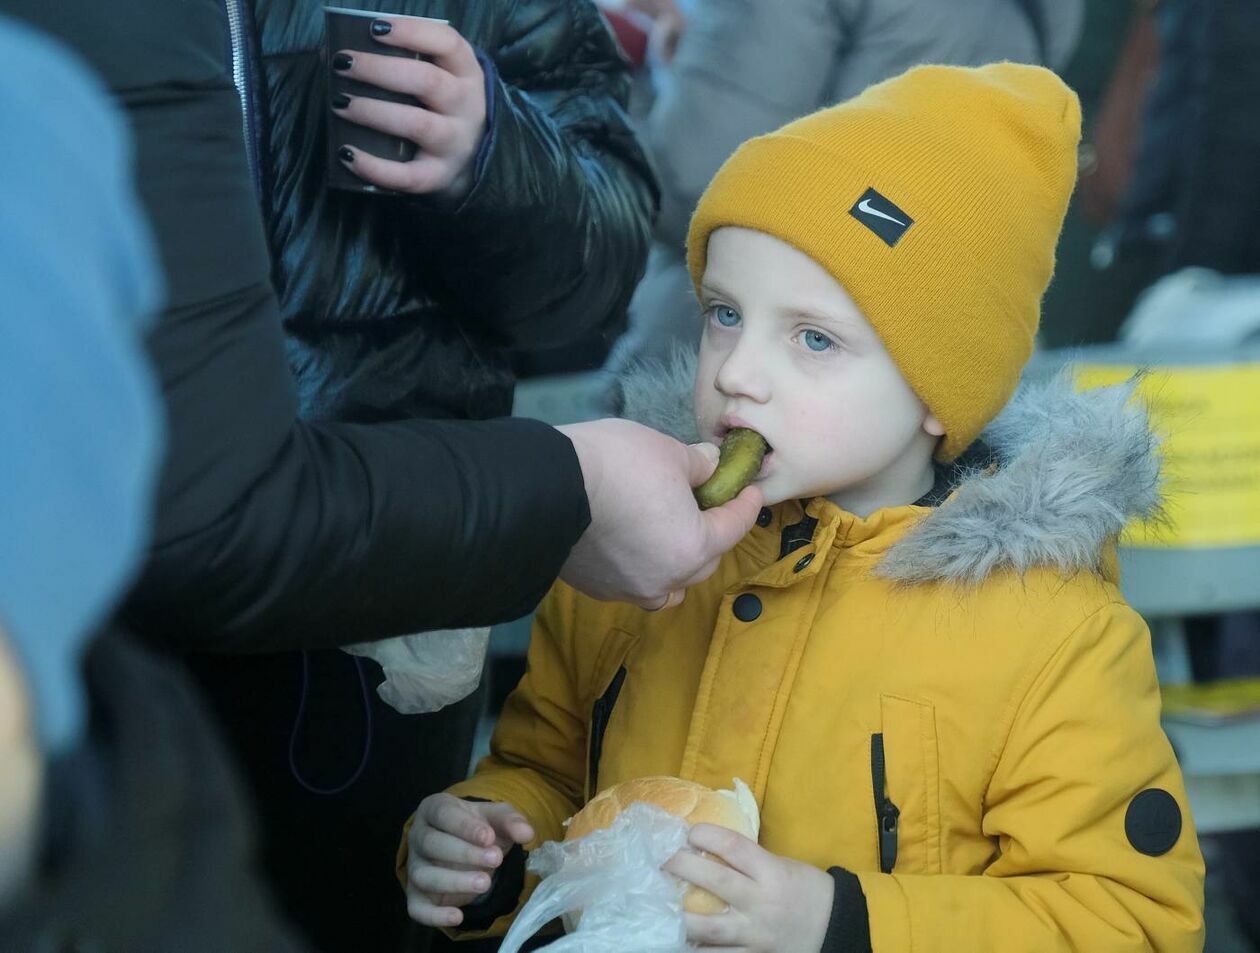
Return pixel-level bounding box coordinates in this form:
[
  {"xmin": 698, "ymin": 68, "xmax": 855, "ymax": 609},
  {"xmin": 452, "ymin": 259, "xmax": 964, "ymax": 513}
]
[
  {"xmin": 870, "ymin": 733, "xmax": 900, "ymax": 874},
  {"xmin": 877, "ymin": 798, "xmax": 900, "ymax": 874}
]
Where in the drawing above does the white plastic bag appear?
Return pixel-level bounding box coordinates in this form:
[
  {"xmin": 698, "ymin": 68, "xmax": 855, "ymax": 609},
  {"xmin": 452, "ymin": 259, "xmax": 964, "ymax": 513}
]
[
  {"xmin": 342, "ymin": 627, "xmax": 490, "ymax": 715},
  {"xmin": 497, "ymin": 803, "xmax": 694, "ymax": 953}
]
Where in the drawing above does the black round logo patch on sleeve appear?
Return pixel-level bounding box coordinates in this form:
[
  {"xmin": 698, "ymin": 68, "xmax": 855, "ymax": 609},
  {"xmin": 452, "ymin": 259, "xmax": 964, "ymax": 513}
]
[{"xmin": 1125, "ymin": 789, "xmax": 1182, "ymax": 856}]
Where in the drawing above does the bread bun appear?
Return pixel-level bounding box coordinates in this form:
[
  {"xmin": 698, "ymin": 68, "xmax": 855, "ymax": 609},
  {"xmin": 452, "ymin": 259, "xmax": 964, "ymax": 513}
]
[{"xmin": 563, "ymin": 777, "xmax": 759, "ymax": 914}]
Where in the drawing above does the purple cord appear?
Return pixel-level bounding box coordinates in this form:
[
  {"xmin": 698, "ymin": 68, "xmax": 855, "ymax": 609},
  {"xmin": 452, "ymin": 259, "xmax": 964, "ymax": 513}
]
[{"xmin": 288, "ymin": 651, "xmax": 374, "ymax": 795}]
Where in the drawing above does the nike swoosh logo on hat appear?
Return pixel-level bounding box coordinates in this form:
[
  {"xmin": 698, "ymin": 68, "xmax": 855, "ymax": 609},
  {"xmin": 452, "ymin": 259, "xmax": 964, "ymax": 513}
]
[{"xmin": 856, "ymin": 198, "xmax": 908, "ymax": 227}]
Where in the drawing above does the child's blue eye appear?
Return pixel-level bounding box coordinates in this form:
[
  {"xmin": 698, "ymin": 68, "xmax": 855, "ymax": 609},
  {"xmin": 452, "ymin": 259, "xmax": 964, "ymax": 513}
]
[
  {"xmin": 711, "ymin": 305, "xmax": 741, "ymax": 327},
  {"xmin": 803, "ymin": 329, "xmax": 835, "ymax": 352}
]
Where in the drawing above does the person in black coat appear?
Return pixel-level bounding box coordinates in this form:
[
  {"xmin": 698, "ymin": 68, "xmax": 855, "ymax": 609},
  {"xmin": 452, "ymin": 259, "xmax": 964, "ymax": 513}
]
[{"xmin": 0, "ymin": 1, "xmax": 762, "ymax": 950}]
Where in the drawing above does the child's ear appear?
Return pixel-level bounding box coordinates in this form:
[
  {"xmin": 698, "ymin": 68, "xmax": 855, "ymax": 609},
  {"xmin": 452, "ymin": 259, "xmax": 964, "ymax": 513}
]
[{"xmin": 923, "ymin": 413, "xmax": 946, "ymax": 438}]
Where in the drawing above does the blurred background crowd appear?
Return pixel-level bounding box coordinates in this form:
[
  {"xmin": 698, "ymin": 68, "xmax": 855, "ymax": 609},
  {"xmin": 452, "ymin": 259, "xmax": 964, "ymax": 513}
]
[{"xmin": 1, "ymin": 0, "xmax": 1258, "ymax": 951}]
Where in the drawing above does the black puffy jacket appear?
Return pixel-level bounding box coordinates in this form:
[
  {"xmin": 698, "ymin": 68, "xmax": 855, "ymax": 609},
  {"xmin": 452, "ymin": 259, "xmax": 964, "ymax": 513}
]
[{"xmin": 237, "ymin": 0, "xmax": 659, "ymax": 422}]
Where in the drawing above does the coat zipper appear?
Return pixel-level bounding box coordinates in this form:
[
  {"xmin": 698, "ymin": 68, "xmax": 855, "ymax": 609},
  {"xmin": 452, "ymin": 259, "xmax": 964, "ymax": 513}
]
[
  {"xmin": 588, "ymin": 666, "xmax": 627, "ymax": 799},
  {"xmin": 224, "ymin": 0, "xmax": 262, "ymax": 197},
  {"xmin": 870, "ymin": 733, "xmax": 900, "ymax": 874}
]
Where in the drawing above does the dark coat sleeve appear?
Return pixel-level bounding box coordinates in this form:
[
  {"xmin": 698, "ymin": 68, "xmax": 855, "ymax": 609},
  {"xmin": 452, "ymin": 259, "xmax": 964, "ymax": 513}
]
[
  {"xmin": 126, "ymin": 325, "xmax": 592, "ymax": 655},
  {"xmin": 402, "ymin": 0, "xmax": 660, "ymax": 350},
  {"xmin": 11, "ymin": 0, "xmax": 592, "ymax": 655}
]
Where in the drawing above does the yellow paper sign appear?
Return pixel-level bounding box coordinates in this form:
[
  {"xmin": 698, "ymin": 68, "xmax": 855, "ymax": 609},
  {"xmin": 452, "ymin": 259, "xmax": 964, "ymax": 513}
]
[{"xmin": 1075, "ymin": 362, "xmax": 1260, "ymax": 548}]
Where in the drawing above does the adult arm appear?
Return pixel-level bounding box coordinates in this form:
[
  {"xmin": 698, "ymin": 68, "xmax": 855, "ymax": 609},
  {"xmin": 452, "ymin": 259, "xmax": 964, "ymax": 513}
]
[
  {"xmin": 0, "ymin": 0, "xmax": 593, "ymax": 654},
  {"xmin": 11, "ymin": 0, "xmax": 755, "ymax": 656}
]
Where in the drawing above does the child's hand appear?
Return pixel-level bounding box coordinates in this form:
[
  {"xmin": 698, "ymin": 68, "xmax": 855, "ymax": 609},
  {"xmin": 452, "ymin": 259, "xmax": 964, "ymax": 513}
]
[
  {"xmin": 404, "ymin": 793, "xmax": 534, "ymax": 928},
  {"xmin": 663, "ymin": 824, "xmax": 835, "ymax": 952}
]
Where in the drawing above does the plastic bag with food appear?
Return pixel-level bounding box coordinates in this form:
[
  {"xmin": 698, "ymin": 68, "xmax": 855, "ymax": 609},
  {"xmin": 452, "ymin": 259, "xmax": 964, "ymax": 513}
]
[{"xmin": 497, "ymin": 777, "xmax": 759, "ymax": 953}]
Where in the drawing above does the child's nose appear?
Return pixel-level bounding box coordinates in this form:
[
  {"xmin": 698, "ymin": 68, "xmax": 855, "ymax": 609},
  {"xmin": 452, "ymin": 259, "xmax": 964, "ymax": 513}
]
[{"xmin": 714, "ymin": 337, "xmax": 770, "ymax": 402}]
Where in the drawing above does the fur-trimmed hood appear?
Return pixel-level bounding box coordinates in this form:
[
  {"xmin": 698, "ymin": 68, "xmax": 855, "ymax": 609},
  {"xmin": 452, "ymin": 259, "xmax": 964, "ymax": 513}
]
[{"xmin": 619, "ymin": 349, "xmax": 1162, "ymax": 586}]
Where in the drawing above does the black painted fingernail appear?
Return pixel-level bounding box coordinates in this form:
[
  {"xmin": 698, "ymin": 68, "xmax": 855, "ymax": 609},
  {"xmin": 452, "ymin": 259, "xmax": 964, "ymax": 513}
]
[
  {"xmin": 332, "ymin": 52, "xmax": 353, "ymax": 71},
  {"xmin": 338, "ymin": 146, "xmax": 355, "ymax": 163},
  {"xmin": 332, "ymin": 93, "xmax": 351, "ymax": 109},
  {"xmin": 371, "ymin": 19, "xmax": 392, "ymax": 36}
]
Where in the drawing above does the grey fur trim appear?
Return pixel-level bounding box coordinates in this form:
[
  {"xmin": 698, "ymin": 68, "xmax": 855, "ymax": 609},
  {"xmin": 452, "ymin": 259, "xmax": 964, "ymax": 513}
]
[
  {"xmin": 878, "ymin": 371, "xmax": 1163, "ymax": 585},
  {"xmin": 617, "ymin": 346, "xmax": 701, "ymax": 445},
  {"xmin": 618, "ymin": 351, "xmax": 1163, "ymax": 585}
]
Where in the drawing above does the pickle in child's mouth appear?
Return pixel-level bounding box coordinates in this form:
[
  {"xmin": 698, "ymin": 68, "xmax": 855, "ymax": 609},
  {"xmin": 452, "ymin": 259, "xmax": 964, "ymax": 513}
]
[{"xmin": 694, "ymin": 428, "xmax": 770, "ymax": 509}]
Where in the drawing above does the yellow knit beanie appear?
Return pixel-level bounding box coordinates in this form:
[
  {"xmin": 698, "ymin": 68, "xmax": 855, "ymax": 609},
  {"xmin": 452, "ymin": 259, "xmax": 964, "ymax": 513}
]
[{"xmin": 686, "ymin": 63, "xmax": 1081, "ymax": 461}]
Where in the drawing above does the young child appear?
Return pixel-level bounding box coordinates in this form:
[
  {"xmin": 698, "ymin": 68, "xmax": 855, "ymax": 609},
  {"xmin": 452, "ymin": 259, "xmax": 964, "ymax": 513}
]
[{"xmin": 402, "ymin": 63, "xmax": 1206, "ymax": 952}]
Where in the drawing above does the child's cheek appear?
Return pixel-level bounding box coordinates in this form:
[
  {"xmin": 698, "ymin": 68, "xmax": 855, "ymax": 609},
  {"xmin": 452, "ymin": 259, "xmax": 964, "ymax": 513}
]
[{"xmin": 692, "ymin": 388, "xmax": 720, "ymax": 439}]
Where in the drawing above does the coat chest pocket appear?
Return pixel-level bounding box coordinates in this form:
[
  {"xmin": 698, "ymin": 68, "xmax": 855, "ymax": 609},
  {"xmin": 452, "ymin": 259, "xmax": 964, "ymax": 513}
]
[
  {"xmin": 871, "ymin": 694, "xmax": 942, "ymax": 875},
  {"xmin": 585, "ymin": 628, "xmax": 637, "ymax": 801}
]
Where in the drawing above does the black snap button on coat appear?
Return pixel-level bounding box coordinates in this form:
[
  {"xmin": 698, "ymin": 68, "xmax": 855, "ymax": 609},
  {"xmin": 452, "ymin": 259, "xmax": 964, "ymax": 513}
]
[{"xmin": 732, "ymin": 593, "xmax": 762, "ymax": 622}]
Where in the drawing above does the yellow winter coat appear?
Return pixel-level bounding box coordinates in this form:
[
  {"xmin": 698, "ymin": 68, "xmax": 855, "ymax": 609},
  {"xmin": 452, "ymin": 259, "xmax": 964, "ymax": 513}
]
[{"xmin": 434, "ymin": 375, "xmax": 1206, "ymax": 951}]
